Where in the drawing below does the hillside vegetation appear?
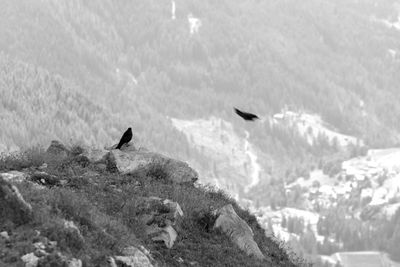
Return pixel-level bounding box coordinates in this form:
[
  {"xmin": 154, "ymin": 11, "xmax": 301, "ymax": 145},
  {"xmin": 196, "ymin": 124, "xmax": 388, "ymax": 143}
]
[{"xmin": 0, "ymin": 145, "xmax": 304, "ymax": 266}]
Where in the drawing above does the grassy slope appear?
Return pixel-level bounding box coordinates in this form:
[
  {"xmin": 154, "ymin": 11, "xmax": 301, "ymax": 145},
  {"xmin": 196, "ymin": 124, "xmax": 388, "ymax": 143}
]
[{"xmin": 0, "ymin": 148, "xmax": 305, "ymax": 267}]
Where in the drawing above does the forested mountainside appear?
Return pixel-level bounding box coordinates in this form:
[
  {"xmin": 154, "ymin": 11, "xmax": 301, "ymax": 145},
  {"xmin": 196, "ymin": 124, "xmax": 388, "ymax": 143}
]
[
  {"xmin": 1, "ymin": 0, "xmax": 400, "ymax": 152},
  {"xmin": 0, "ymin": 55, "xmax": 120, "ymax": 150},
  {"xmin": 0, "ymin": 54, "xmax": 190, "ymax": 157}
]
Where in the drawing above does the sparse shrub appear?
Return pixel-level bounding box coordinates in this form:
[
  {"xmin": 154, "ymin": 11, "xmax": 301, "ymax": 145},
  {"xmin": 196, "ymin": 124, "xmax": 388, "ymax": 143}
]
[
  {"xmin": 70, "ymin": 145, "xmax": 84, "ymax": 156},
  {"xmin": 146, "ymin": 161, "xmax": 169, "ymax": 181},
  {"xmin": 48, "ymin": 189, "xmax": 96, "ymax": 230},
  {"xmin": 194, "ymin": 210, "xmax": 218, "ymax": 232},
  {"xmin": 0, "ymin": 146, "xmax": 46, "ymax": 171},
  {"xmin": 361, "ymin": 196, "xmax": 372, "ymax": 207},
  {"xmin": 42, "ymin": 219, "xmax": 85, "ymax": 253},
  {"xmin": 37, "ymin": 252, "xmax": 68, "ymax": 267},
  {"xmin": 121, "ymin": 199, "xmax": 148, "ymax": 239}
]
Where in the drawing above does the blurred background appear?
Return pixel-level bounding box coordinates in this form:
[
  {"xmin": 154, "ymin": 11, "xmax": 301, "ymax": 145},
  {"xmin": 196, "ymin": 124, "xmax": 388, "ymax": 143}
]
[{"xmin": 1, "ymin": 0, "xmax": 400, "ymax": 265}]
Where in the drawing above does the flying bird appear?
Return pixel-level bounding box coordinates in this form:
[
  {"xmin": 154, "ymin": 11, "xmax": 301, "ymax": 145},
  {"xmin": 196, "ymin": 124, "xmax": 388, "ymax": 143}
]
[
  {"xmin": 234, "ymin": 108, "xmax": 260, "ymax": 121},
  {"xmin": 116, "ymin": 127, "xmax": 133, "ymax": 149}
]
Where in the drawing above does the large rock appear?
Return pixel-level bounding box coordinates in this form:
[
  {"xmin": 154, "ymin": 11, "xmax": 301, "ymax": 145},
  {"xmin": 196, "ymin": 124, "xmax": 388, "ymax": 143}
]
[
  {"xmin": 80, "ymin": 146, "xmax": 109, "ymax": 164},
  {"xmin": 107, "ymin": 150, "xmax": 198, "ymax": 184},
  {"xmin": 147, "ymin": 224, "xmax": 177, "ymax": 249},
  {"xmin": 1, "ymin": 171, "xmax": 46, "ymax": 190},
  {"xmin": 125, "ymin": 197, "xmax": 183, "ymax": 249},
  {"xmin": 111, "ymin": 246, "xmax": 155, "ymax": 267},
  {"xmin": 1, "ymin": 171, "xmax": 28, "ymax": 183},
  {"xmin": 213, "ymin": 204, "xmax": 265, "ymax": 260},
  {"xmin": 0, "ymin": 177, "xmax": 33, "ymax": 225}
]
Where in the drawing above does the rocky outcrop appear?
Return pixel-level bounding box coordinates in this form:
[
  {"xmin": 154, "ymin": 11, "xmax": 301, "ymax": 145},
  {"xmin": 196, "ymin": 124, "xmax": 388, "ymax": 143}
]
[
  {"xmin": 21, "ymin": 236, "xmax": 82, "ymax": 267},
  {"xmin": 110, "ymin": 246, "xmax": 155, "ymax": 267},
  {"xmin": 213, "ymin": 204, "xmax": 265, "ymax": 260},
  {"xmin": 107, "ymin": 150, "xmax": 198, "ymax": 184},
  {"xmin": 44, "ymin": 141, "xmax": 198, "ymax": 184},
  {"xmin": 125, "ymin": 197, "xmax": 184, "ymax": 249},
  {"xmin": 0, "ymin": 177, "xmax": 33, "ymax": 225}
]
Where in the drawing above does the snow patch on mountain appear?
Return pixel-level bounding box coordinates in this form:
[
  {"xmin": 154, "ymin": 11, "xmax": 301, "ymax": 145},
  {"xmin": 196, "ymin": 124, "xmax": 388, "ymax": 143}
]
[
  {"xmin": 171, "ymin": 1, "xmax": 176, "ymax": 20},
  {"xmin": 188, "ymin": 13, "xmax": 202, "ymax": 35},
  {"xmin": 115, "ymin": 68, "xmax": 138, "ymax": 86},
  {"xmin": 243, "ymin": 131, "xmax": 261, "ymax": 193},
  {"xmin": 372, "ymin": 15, "xmax": 400, "ymax": 31},
  {"xmin": 388, "ymin": 49, "xmax": 397, "ymax": 60}
]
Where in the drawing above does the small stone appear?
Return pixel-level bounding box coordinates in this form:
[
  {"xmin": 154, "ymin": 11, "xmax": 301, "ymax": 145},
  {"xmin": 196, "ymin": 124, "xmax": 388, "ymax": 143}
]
[
  {"xmin": 21, "ymin": 253, "xmax": 39, "ymax": 267},
  {"xmin": 94, "ymin": 163, "xmax": 107, "ymax": 172},
  {"xmin": 48, "ymin": 240, "xmax": 57, "ymax": 248},
  {"xmin": 34, "ymin": 249, "xmax": 48, "ymax": 257},
  {"xmin": 38, "ymin": 163, "xmax": 48, "ymax": 171},
  {"xmin": 0, "ymin": 231, "xmax": 9, "ymax": 240},
  {"xmin": 150, "ymin": 225, "xmax": 177, "ymax": 249},
  {"xmin": 121, "ymin": 246, "xmax": 140, "ymax": 256},
  {"xmin": 67, "ymin": 258, "xmax": 82, "ymax": 267},
  {"xmin": 33, "ymin": 242, "xmax": 46, "ymax": 250},
  {"xmin": 108, "ymin": 257, "xmax": 118, "ymax": 267},
  {"xmin": 83, "ymin": 170, "xmax": 100, "ymax": 177}
]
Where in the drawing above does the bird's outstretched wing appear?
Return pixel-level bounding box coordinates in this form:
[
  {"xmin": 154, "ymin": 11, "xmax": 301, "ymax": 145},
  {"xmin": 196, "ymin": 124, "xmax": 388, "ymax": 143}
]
[{"xmin": 234, "ymin": 107, "xmax": 260, "ymax": 121}]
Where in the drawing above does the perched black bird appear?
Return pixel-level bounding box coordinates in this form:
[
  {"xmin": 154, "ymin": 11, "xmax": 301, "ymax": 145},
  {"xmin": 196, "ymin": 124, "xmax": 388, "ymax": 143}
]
[
  {"xmin": 234, "ymin": 108, "xmax": 260, "ymax": 121},
  {"xmin": 116, "ymin": 127, "xmax": 133, "ymax": 149}
]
